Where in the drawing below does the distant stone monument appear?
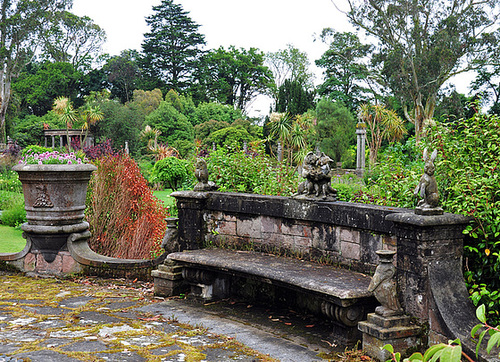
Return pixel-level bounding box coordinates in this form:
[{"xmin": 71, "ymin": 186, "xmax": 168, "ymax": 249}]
[
  {"xmin": 414, "ymin": 149, "xmax": 443, "ymax": 215},
  {"xmin": 293, "ymin": 151, "xmax": 337, "ymax": 201},
  {"xmin": 356, "ymin": 122, "xmax": 367, "ymax": 176}
]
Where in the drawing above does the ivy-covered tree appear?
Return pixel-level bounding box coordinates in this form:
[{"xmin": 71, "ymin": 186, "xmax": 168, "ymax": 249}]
[
  {"xmin": 0, "ymin": 0, "xmax": 72, "ymax": 143},
  {"xmin": 193, "ymin": 46, "xmax": 273, "ymax": 111},
  {"xmin": 345, "ymin": 0, "xmax": 500, "ymax": 141},
  {"xmin": 315, "ymin": 30, "xmax": 372, "ymax": 113},
  {"xmin": 141, "ymin": 0, "xmax": 205, "ymax": 92}
]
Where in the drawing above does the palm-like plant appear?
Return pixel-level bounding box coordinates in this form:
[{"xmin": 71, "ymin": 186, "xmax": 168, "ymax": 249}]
[
  {"xmin": 53, "ymin": 97, "xmax": 79, "ymax": 150},
  {"xmin": 81, "ymin": 104, "xmax": 104, "ymax": 147},
  {"xmin": 52, "ymin": 97, "xmax": 104, "ymax": 151},
  {"xmin": 269, "ymin": 112, "xmax": 315, "ymax": 167},
  {"xmin": 358, "ymin": 103, "xmax": 406, "ymax": 166}
]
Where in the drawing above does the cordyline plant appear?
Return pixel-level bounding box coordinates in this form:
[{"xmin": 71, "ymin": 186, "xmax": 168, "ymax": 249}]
[
  {"xmin": 18, "ymin": 151, "xmax": 88, "ymax": 165},
  {"xmin": 86, "ymin": 154, "xmax": 168, "ymax": 259}
]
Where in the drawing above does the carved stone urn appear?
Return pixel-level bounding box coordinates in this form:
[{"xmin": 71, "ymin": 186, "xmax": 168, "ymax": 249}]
[{"xmin": 12, "ymin": 163, "xmax": 97, "ymax": 263}]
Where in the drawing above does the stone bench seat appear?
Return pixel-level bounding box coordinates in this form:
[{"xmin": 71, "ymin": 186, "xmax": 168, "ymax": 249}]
[
  {"xmin": 161, "ymin": 249, "xmax": 377, "ymax": 342},
  {"xmin": 168, "ymin": 249, "xmax": 373, "ymax": 305}
]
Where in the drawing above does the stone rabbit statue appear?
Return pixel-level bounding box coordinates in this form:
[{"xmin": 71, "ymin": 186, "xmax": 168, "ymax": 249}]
[{"xmin": 414, "ymin": 148, "xmax": 443, "ymax": 215}]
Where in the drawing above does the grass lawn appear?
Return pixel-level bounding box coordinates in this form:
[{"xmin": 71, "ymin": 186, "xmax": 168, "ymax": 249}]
[
  {"xmin": 0, "ymin": 225, "xmax": 26, "ymax": 253},
  {"xmin": 153, "ymin": 189, "xmax": 177, "ymax": 215}
]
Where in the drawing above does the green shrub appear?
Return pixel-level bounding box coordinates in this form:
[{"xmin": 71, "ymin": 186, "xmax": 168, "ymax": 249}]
[
  {"xmin": 206, "ymin": 147, "xmax": 300, "ymax": 196},
  {"xmin": 151, "ymin": 157, "xmax": 191, "ymax": 191},
  {"xmin": 0, "ymin": 199, "xmax": 26, "ymax": 227},
  {"xmin": 365, "ymin": 112, "xmax": 500, "ymax": 324},
  {"xmin": 21, "ymin": 145, "xmax": 53, "ymax": 156},
  {"xmin": 0, "ymin": 191, "xmax": 23, "ymax": 210},
  {"xmin": 0, "ymin": 170, "xmax": 22, "ymax": 193}
]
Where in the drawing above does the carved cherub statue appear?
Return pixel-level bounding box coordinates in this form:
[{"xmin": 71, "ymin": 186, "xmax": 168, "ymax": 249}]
[
  {"xmin": 414, "ymin": 148, "xmax": 443, "ymax": 215},
  {"xmin": 193, "ymin": 158, "xmax": 218, "ymax": 191},
  {"xmin": 293, "ymin": 151, "xmax": 336, "ymax": 200}
]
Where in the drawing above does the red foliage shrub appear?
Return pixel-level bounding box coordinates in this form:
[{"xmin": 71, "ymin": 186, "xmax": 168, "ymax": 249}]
[{"xmin": 86, "ymin": 154, "xmax": 168, "ymax": 259}]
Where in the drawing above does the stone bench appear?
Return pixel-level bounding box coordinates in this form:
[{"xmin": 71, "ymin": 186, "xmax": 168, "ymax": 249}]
[{"xmin": 155, "ymin": 248, "xmax": 377, "ymax": 344}]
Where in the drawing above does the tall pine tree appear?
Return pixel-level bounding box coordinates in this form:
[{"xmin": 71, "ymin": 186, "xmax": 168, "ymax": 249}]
[{"xmin": 141, "ymin": 0, "xmax": 205, "ymax": 92}]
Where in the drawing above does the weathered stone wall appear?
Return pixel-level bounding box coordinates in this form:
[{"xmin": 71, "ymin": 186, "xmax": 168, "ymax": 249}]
[
  {"xmin": 174, "ymin": 191, "xmax": 405, "ymax": 274},
  {"xmin": 204, "ymin": 210, "xmax": 398, "ymax": 274},
  {"xmin": 171, "ymin": 190, "xmax": 481, "ymax": 356}
]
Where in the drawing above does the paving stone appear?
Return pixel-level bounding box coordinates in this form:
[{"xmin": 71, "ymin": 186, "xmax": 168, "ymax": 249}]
[
  {"xmin": 76, "ymin": 311, "xmax": 122, "ymax": 325},
  {"xmin": 14, "ymin": 349, "xmax": 79, "ymax": 362},
  {"xmin": 0, "ymin": 344, "xmax": 21, "ymax": 354},
  {"xmin": 32, "ymin": 319, "xmax": 67, "ymax": 330},
  {"xmin": 21, "ymin": 306, "xmax": 65, "ymax": 316},
  {"xmin": 95, "ymin": 351, "xmax": 147, "ymax": 361},
  {"xmin": 105, "ymin": 301, "xmax": 140, "ymax": 310},
  {"xmin": 60, "ymin": 340, "xmax": 109, "ymax": 352},
  {"xmin": 203, "ymin": 347, "xmax": 258, "ymax": 361},
  {"xmin": 110, "ymin": 311, "xmax": 139, "ymax": 319},
  {"xmin": 0, "ymin": 329, "xmax": 45, "ymax": 342},
  {"xmin": 58, "ymin": 296, "xmax": 94, "ymax": 308},
  {"xmin": 39, "ymin": 338, "xmax": 72, "ymax": 348}
]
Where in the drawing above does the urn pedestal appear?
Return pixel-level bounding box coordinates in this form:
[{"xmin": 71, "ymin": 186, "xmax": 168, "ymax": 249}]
[{"xmin": 12, "ymin": 164, "xmax": 96, "ymax": 273}]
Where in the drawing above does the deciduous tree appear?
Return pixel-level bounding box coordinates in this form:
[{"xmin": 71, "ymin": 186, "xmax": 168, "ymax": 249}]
[
  {"xmin": 193, "ymin": 46, "xmax": 273, "ymax": 111},
  {"xmin": 105, "ymin": 50, "xmax": 141, "ymax": 103},
  {"xmin": 42, "ymin": 11, "xmax": 106, "ymax": 70},
  {"xmin": 0, "ymin": 0, "xmax": 72, "ymax": 143},
  {"xmin": 266, "ymin": 44, "xmax": 314, "ymax": 102},
  {"xmin": 344, "ymin": 0, "xmax": 500, "ymax": 140}
]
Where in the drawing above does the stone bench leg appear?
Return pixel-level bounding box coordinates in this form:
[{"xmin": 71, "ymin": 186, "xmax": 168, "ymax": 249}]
[
  {"xmin": 152, "ymin": 260, "xmax": 186, "ymax": 297},
  {"xmin": 182, "ymin": 267, "xmax": 230, "ymax": 302}
]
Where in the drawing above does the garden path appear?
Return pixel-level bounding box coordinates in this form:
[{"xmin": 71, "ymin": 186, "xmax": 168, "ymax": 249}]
[{"xmin": 0, "ymin": 272, "xmax": 336, "ymax": 361}]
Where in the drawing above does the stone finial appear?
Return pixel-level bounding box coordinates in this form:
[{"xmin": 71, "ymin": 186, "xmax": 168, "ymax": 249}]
[
  {"xmin": 293, "ymin": 151, "xmax": 337, "ymax": 201},
  {"xmin": 414, "ymin": 148, "xmax": 443, "ymax": 215},
  {"xmin": 368, "ymin": 250, "xmax": 402, "ymax": 317},
  {"xmin": 193, "ymin": 158, "xmax": 218, "ymax": 192}
]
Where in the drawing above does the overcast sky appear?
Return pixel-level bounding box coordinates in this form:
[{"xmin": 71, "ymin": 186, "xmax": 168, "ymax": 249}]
[
  {"xmin": 71, "ymin": 0, "xmax": 353, "ymax": 116},
  {"xmin": 70, "ymin": 1, "xmax": 471, "ymax": 115}
]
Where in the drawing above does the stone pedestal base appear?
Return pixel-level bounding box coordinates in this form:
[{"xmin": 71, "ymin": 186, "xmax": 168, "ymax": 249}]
[
  {"xmin": 151, "ymin": 260, "xmax": 186, "ymax": 297},
  {"xmin": 359, "ymin": 313, "xmax": 420, "ymax": 361},
  {"xmin": 21, "ymin": 250, "xmax": 82, "ymax": 276}
]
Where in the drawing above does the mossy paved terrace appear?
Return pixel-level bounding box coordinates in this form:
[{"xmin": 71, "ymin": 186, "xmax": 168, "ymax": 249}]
[{"xmin": 0, "ymin": 272, "xmax": 275, "ymax": 361}]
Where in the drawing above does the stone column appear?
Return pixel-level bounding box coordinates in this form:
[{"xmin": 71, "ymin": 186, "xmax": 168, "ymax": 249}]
[
  {"xmin": 170, "ymin": 191, "xmax": 209, "ymax": 251},
  {"xmin": 385, "ymin": 212, "xmax": 478, "ymax": 354},
  {"xmin": 277, "ymin": 142, "xmax": 283, "ymax": 163},
  {"xmin": 356, "ymin": 123, "xmax": 367, "ymax": 176},
  {"xmin": 51, "ymin": 136, "xmax": 55, "ymax": 148},
  {"xmin": 60, "ymin": 136, "xmax": 63, "ymax": 148}
]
